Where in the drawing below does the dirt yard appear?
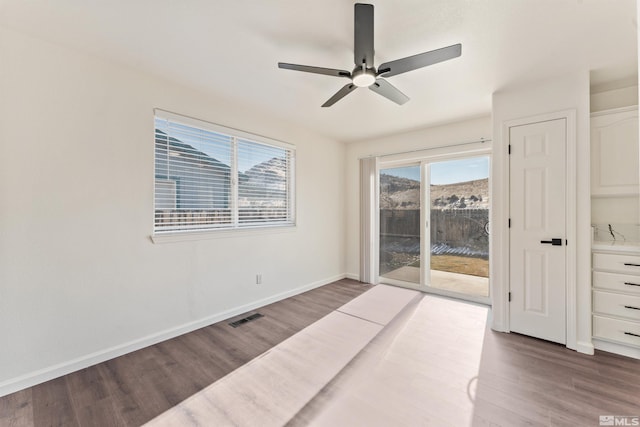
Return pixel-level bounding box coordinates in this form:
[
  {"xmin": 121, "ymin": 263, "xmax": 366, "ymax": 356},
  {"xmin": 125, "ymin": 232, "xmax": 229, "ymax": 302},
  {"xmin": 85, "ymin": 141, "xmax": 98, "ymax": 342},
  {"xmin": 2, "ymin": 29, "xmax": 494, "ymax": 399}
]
[{"xmin": 430, "ymin": 255, "xmax": 489, "ymax": 278}]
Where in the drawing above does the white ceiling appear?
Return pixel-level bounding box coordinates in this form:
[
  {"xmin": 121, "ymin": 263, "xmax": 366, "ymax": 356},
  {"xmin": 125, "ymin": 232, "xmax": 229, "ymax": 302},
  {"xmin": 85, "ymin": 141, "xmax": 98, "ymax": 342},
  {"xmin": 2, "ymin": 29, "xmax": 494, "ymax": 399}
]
[{"xmin": 0, "ymin": 0, "xmax": 637, "ymax": 142}]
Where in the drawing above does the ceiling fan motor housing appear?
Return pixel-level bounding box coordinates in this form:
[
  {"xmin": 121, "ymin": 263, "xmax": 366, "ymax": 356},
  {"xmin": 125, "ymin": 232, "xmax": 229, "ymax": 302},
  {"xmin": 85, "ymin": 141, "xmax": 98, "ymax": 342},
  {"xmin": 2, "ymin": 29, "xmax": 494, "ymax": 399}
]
[
  {"xmin": 277, "ymin": 3, "xmax": 461, "ymax": 106},
  {"xmin": 352, "ymin": 66, "xmax": 377, "ymax": 87}
]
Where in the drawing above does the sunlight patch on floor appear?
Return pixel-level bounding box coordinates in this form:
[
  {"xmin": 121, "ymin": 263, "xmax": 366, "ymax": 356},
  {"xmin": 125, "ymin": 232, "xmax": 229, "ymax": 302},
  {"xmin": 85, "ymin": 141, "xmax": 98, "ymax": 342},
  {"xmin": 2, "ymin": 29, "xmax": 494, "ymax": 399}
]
[
  {"xmin": 144, "ymin": 285, "xmax": 419, "ymax": 426},
  {"xmin": 291, "ymin": 293, "xmax": 489, "ymax": 426}
]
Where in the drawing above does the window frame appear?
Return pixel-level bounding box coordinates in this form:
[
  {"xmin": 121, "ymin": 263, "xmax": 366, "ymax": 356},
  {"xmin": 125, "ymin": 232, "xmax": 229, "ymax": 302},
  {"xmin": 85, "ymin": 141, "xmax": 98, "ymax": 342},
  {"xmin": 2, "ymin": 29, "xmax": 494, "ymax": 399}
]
[{"xmin": 152, "ymin": 109, "xmax": 296, "ymax": 240}]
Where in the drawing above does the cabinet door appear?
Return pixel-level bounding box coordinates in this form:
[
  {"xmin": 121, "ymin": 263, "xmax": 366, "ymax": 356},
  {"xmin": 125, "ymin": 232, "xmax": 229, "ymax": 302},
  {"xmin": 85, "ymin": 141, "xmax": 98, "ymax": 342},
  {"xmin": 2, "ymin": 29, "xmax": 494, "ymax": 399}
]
[{"xmin": 591, "ymin": 109, "xmax": 639, "ymax": 196}]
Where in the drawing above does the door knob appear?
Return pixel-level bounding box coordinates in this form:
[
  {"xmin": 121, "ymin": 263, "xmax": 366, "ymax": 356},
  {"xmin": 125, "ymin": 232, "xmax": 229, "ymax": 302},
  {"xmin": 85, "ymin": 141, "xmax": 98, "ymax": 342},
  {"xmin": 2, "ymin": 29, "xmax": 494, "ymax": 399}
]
[{"xmin": 540, "ymin": 238, "xmax": 562, "ymax": 246}]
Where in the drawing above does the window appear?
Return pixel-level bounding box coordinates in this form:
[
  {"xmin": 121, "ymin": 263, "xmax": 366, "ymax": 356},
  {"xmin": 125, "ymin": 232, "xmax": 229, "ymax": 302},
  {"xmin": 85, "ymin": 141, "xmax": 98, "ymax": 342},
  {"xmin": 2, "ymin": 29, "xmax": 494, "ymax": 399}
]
[{"xmin": 154, "ymin": 110, "xmax": 295, "ymax": 234}]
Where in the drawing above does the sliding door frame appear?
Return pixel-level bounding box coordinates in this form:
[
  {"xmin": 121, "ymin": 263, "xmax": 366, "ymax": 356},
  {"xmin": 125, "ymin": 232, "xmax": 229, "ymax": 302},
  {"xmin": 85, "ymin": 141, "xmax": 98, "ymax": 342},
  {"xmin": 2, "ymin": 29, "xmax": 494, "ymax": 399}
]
[
  {"xmin": 377, "ymin": 160, "xmax": 426, "ymax": 291},
  {"xmin": 375, "ymin": 144, "xmax": 492, "ymax": 305}
]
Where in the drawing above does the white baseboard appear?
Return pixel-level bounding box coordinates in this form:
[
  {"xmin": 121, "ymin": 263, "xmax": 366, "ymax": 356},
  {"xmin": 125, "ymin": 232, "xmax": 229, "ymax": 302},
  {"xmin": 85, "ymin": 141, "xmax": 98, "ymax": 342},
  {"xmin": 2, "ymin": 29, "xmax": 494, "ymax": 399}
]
[
  {"xmin": 489, "ymin": 319, "xmax": 509, "ymax": 333},
  {"xmin": 593, "ymin": 338, "xmax": 640, "ymax": 360},
  {"xmin": 575, "ymin": 340, "xmax": 595, "ymax": 355},
  {"xmin": 344, "ymin": 272, "xmax": 360, "ymax": 281},
  {"xmin": 0, "ymin": 273, "xmax": 347, "ymax": 398}
]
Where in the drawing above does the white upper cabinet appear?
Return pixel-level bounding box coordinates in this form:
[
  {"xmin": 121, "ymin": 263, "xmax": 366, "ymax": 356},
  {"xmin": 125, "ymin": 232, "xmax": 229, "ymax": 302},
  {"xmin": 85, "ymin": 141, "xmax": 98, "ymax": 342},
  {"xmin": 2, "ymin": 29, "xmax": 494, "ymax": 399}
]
[{"xmin": 591, "ymin": 107, "xmax": 639, "ymax": 196}]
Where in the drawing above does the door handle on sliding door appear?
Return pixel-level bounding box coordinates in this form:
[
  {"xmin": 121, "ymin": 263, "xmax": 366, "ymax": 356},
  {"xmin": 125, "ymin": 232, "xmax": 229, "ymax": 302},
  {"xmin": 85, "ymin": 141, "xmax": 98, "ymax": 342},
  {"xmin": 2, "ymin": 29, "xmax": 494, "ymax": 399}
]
[{"xmin": 540, "ymin": 238, "xmax": 562, "ymax": 246}]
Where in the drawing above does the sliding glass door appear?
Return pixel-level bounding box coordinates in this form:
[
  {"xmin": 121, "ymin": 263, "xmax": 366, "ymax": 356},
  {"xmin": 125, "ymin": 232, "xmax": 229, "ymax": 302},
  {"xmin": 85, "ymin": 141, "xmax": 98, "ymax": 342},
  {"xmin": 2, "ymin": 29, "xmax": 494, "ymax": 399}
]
[
  {"xmin": 378, "ymin": 156, "xmax": 490, "ymax": 302},
  {"xmin": 427, "ymin": 157, "xmax": 489, "ymax": 298},
  {"xmin": 379, "ymin": 165, "xmax": 421, "ymax": 285}
]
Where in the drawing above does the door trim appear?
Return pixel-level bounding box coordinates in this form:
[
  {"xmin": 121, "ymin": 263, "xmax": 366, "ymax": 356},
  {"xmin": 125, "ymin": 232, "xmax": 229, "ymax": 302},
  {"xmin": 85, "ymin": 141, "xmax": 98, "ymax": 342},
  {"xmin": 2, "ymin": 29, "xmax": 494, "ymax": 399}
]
[
  {"xmin": 376, "ymin": 151, "xmax": 492, "ymax": 306},
  {"xmin": 496, "ymin": 109, "xmax": 577, "ymax": 350},
  {"xmin": 376, "ymin": 160, "xmax": 423, "ymax": 289}
]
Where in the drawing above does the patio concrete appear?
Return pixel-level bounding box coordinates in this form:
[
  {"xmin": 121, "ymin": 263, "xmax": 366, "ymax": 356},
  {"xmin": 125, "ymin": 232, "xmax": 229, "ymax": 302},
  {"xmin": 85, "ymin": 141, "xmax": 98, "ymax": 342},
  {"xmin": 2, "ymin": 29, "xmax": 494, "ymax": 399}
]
[{"xmin": 381, "ymin": 266, "xmax": 489, "ymax": 297}]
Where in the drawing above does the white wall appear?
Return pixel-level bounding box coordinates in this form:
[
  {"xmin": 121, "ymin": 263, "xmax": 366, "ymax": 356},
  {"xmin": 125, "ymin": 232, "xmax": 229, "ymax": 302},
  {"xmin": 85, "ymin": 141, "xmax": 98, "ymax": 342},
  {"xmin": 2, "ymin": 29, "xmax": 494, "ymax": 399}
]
[
  {"xmin": 0, "ymin": 27, "xmax": 346, "ymax": 395},
  {"xmin": 592, "ymin": 196, "xmax": 639, "ymax": 224},
  {"xmin": 591, "ymin": 84, "xmax": 638, "ymax": 113},
  {"xmin": 344, "ymin": 116, "xmax": 493, "ymax": 279},
  {"xmin": 491, "ymin": 72, "xmax": 593, "ymax": 354}
]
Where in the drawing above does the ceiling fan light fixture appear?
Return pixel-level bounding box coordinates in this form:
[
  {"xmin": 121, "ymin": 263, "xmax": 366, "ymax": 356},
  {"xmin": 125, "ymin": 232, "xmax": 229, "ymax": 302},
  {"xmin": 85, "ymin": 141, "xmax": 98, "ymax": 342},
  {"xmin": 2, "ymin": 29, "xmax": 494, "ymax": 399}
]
[
  {"xmin": 277, "ymin": 3, "xmax": 461, "ymax": 107},
  {"xmin": 352, "ymin": 69, "xmax": 376, "ymax": 87}
]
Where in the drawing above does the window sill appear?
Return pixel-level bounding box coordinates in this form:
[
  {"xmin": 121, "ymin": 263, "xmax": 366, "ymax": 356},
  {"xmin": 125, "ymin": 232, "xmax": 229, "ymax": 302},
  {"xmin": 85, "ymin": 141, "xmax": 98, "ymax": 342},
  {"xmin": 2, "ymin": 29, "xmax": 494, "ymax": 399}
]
[{"xmin": 150, "ymin": 224, "xmax": 297, "ymax": 244}]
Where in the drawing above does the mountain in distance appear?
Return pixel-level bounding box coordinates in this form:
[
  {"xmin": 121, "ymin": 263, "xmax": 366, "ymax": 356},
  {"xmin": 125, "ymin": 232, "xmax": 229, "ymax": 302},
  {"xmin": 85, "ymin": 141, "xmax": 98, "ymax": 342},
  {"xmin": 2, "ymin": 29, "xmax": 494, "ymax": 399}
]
[
  {"xmin": 380, "ymin": 174, "xmax": 489, "ymax": 210},
  {"xmin": 431, "ymin": 178, "xmax": 489, "ymax": 209},
  {"xmin": 238, "ymin": 157, "xmax": 287, "ymax": 205},
  {"xmin": 380, "ymin": 174, "xmax": 420, "ymax": 209}
]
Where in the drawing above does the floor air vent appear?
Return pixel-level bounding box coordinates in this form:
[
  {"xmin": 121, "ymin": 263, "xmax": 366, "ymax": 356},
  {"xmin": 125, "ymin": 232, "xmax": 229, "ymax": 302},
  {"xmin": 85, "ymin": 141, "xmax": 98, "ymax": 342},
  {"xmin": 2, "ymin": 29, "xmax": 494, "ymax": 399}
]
[{"xmin": 229, "ymin": 313, "xmax": 264, "ymax": 328}]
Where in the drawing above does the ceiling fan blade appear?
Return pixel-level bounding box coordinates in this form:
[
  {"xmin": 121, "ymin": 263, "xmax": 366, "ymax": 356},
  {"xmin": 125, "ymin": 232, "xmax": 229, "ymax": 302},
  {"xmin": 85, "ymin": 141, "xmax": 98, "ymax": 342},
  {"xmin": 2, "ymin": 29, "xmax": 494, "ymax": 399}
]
[
  {"xmin": 322, "ymin": 83, "xmax": 357, "ymax": 107},
  {"xmin": 354, "ymin": 3, "xmax": 374, "ymax": 67},
  {"xmin": 377, "ymin": 43, "xmax": 462, "ymax": 78},
  {"xmin": 369, "ymin": 79, "xmax": 409, "ymax": 105},
  {"xmin": 278, "ymin": 63, "xmax": 351, "ymax": 78}
]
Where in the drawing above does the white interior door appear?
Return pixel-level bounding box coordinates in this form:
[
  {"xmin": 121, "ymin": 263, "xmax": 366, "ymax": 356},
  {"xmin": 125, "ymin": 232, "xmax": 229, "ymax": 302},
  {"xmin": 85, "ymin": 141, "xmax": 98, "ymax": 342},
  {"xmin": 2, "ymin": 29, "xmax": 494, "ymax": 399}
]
[{"xmin": 509, "ymin": 118, "xmax": 567, "ymax": 344}]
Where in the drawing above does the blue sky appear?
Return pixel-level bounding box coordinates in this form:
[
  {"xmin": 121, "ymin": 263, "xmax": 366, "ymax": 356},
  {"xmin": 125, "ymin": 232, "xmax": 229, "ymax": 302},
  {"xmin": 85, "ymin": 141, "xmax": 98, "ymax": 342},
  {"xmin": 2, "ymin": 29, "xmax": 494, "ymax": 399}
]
[{"xmin": 382, "ymin": 156, "xmax": 489, "ymax": 185}]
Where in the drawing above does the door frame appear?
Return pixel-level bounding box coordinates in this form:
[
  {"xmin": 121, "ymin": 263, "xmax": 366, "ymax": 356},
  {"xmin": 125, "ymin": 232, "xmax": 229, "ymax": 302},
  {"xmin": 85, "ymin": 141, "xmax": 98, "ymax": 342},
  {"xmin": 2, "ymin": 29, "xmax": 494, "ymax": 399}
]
[
  {"xmin": 495, "ymin": 109, "xmax": 577, "ymax": 350},
  {"xmin": 376, "ymin": 159, "xmax": 425, "ymax": 291},
  {"xmin": 376, "ymin": 148, "xmax": 492, "ymax": 305},
  {"xmin": 423, "ymin": 153, "xmax": 492, "ymax": 305}
]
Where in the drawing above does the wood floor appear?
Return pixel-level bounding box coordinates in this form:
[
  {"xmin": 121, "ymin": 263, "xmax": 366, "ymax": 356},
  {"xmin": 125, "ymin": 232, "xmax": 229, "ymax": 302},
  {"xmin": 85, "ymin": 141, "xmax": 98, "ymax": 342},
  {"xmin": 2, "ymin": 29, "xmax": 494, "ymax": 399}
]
[
  {"xmin": 473, "ymin": 329, "xmax": 640, "ymax": 426},
  {"xmin": 2, "ymin": 278, "xmax": 640, "ymax": 426},
  {"xmin": 289, "ymin": 291, "xmax": 640, "ymax": 426},
  {"xmin": 0, "ymin": 279, "xmax": 372, "ymax": 426},
  {"xmin": 146, "ymin": 285, "xmax": 419, "ymax": 426}
]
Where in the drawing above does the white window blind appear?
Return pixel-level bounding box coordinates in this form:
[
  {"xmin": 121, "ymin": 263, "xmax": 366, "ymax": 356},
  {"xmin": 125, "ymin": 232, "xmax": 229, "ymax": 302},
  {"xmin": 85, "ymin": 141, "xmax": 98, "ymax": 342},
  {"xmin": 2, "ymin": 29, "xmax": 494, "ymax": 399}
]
[
  {"xmin": 237, "ymin": 138, "xmax": 294, "ymax": 225},
  {"xmin": 154, "ymin": 112, "xmax": 295, "ymax": 234}
]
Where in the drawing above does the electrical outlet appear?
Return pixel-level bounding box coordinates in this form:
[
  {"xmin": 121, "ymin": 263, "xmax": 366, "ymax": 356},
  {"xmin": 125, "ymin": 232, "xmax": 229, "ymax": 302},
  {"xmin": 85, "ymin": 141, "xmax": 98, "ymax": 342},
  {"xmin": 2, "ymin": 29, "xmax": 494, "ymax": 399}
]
[{"xmin": 256, "ymin": 274, "xmax": 262, "ymax": 285}]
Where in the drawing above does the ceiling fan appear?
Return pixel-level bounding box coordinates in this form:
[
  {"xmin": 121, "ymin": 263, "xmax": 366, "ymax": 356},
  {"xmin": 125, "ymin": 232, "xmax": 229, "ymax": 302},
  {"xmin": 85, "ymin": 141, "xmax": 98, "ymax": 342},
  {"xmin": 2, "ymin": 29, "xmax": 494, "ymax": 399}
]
[{"xmin": 278, "ymin": 3, "xmax": 462, "ymax": 107}]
